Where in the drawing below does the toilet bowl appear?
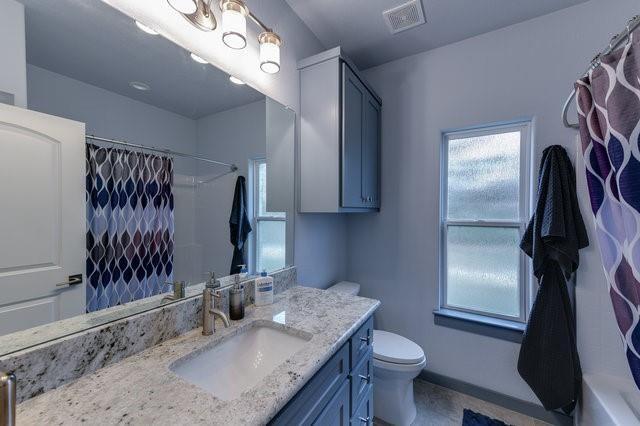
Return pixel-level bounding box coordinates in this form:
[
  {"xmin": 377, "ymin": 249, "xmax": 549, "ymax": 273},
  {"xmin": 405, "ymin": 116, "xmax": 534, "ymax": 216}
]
[{"xmin": 327, "ymin": 281, "xmax": 426, "ymax": 426}]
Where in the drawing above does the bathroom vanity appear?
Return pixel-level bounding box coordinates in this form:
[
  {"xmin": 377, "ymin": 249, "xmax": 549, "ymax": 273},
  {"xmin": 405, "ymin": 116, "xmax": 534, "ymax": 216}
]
[
  {"xmin": 270, "ymin": 316, "xmax": 374, "ymax": 424},
  {"xmin": 10, "ymin": 286, "xmax": 379, "ymax": 425}
]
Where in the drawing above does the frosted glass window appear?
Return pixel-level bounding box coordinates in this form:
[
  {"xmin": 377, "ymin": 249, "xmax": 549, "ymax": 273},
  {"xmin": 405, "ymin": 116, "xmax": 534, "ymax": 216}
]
[
  {"xmin": 441, "ymin": 122, "xmax": 530, "ymax": 322},
  {"xmin": 257, "ymin": 162, "xmax": 285, "ymax": 218},
  {"xmin": 447, "ymin": 132, "xmax": 520, "ymax": 220},
  {"xmin": 253, "ymin": 159, "xmax": 286, "ymax": 273},
  {"xmin": 257, "ymin": 221, "xmax": 286, "ymax": 273},
  {"xmin": 446, "ymin": 226, "xmax": 521, "ymax": 317}
]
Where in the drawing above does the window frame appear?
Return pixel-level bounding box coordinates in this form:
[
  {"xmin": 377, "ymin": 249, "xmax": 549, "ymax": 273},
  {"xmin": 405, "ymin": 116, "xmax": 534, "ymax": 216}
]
[
  {"xmin": 251, "ymin": 158, "xmax": 286, "ymax": 274},
  {"xmin": 439, "ymin": 120, "xmax": 532, "ymax": 324}
]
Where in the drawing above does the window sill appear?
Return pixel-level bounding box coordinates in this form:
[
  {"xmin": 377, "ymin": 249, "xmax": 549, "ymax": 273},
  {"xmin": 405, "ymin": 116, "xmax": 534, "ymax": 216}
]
[{"xmin": 433, "ymin": 308, "xmax": 525, "ymax": 343}]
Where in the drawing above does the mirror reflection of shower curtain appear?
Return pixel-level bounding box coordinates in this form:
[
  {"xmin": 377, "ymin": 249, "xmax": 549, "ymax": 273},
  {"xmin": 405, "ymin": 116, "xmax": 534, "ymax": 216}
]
[
  {"xmin": 576, "ymin": 36, "xmax": 640, "ymax": 389},
  {"xmin": 85, "ymin": 143, "xmax": 174, "ymax": 312}
]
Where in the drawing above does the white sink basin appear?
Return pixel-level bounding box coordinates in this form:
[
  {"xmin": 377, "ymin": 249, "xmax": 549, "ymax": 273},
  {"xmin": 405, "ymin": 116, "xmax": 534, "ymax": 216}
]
[{"xmin": 170, "ymin": 323, "xmax": 311, "ymax": 400}]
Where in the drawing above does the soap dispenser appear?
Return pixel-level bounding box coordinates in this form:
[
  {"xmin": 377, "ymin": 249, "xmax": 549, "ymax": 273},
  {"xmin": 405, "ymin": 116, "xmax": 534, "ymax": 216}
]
[{"xmin": 229, "ymin": 273, "xmax": 245, "ymax": 320}]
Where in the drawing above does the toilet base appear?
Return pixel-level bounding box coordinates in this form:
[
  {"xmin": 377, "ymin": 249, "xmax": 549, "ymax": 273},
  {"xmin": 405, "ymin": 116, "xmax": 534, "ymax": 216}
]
[{"xmin": 373, "ymin": 374, "xmax": 418, "ymax": 426}]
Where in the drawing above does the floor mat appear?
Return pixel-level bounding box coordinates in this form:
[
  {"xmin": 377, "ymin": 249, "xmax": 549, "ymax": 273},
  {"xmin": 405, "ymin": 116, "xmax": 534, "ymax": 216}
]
[{"xmin": 462, "ymin": 409, "xmax": 511, "ymax": 426}]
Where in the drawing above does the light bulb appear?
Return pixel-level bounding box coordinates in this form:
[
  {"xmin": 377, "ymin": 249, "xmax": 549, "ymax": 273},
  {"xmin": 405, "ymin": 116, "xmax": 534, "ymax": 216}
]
[
  {"xmin": 259, "ymin": 32, "xmax": 282, "ymax": 74},
  {"xmin": 167, "ymin": 0, "xmax": 197, "ymax": 14}
]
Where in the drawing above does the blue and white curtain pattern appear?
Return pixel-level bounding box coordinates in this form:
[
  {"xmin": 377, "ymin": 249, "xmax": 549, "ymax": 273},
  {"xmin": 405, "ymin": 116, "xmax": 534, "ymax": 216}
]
[{"xmin": 86, "ymin": 143, "xmax": 174, "ymax": 312}]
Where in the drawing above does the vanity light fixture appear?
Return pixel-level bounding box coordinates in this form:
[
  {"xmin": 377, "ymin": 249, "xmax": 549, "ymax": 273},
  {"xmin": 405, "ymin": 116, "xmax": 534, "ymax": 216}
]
[
  {"xmin": 135, "ymin": 21, "xmax": 159, "ymax": 35},
  {"xmin": 167, "ymin": 0, "xmax": 198, "ymax": 14},
  {"xmin": 229, "ymin": 75, "xmax": 245, "ymax": 85},
  {"xmin": 190, "ymin": 52, "xmax": 208, "ymax": 64},
  {"xmin": 182, "ymin": 0, "xmax": 217, "ymax": 32},
  {"xmin": 220, "ymin": 0, "xmax": 248, "ymax": 49},
  {"xmin": 258, "ymin": 31, "xmax": 281, "ymax": 74},
  {"xmin": 167, "ymin": 0, "xmax": 283, "ymax": 74}
]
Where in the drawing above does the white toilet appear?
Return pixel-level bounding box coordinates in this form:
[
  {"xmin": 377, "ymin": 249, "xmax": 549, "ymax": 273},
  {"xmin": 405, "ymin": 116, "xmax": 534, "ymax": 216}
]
[{"xmin": 327, "ymin": 281, "xmax": 426, "ymax": 426}]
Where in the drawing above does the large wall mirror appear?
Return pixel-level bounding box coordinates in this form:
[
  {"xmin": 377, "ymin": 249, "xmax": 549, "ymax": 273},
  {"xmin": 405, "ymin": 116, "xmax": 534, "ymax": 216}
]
[{"xmin": 0, "ymin": 0, "xmax": 294, "ymax": 353}]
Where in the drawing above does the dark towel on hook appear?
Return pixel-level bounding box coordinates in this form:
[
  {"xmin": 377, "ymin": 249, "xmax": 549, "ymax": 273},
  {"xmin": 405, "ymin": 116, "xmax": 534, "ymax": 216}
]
[
  {"xmin": 520, "ymin": 146, "xmax": 589, "ymax": 280},
  {"xmin": 518, "ymin": 145, "xmax": 589, "ymax": 414},
  {"xmin": 229, "ymin": 176, "xmax": 252, "ymax": 275}
]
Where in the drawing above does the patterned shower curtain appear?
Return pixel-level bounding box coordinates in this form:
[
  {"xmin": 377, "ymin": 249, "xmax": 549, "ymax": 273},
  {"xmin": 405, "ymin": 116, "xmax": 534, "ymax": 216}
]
[
  {"xmin": 86, "ymin": 143, "xmax": 174, "ymax": 312},
  {"xmin": 576, "ymin": 35, "xmax": 640, "ymax": 388}
]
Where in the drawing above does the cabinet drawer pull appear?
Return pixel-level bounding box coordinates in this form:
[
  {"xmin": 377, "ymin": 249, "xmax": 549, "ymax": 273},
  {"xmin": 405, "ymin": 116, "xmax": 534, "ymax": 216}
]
[
  {"xmin": 359, "ymin": 335, "xmax": 370, "ymax": 344},
  {"xmin": 359, "ymin": 416, "xmax": 371, "ymax": 424},
  {"xmin": 358, "ymin": 374, "xmax": 371, "ymax": 383}
]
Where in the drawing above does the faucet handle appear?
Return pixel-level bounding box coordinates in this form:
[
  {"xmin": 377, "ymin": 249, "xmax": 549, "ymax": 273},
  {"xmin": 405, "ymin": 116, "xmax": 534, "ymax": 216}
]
[{"xmin": 203, "ymin": 271, "xmax": 220, "ymax": 288}]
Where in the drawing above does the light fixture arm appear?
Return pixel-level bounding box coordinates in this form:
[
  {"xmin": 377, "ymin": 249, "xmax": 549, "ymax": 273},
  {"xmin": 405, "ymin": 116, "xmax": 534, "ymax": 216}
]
[{"xmin": 247, "ymin": 11, "xmax": 271, "ymax": 33}]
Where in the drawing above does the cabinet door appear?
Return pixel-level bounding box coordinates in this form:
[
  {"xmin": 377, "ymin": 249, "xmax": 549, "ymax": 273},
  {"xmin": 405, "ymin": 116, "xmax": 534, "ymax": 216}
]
[
  {"xmin": 341, "ymin": 63, "xmax": 365, "ymax": 208},
  {"xmin": 312, "ymin": 379, "xmax": 350, "ymax": 426},
  {"xmin": 351, "ymin": 385, "xmax": 373, "ymax": 425},
  {"xmin": 362, "ymin": 94, "xmax": 380, "ymax": 208},
  {"xmin": 270, "ymin": 344, "xmax": 349, "ymax": 425}
]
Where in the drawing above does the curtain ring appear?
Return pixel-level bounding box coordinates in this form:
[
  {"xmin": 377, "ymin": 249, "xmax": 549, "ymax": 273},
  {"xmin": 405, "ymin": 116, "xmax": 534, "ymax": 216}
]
[{"xmin": 609, "ymin": 33, "xmax": 619, "ymax": 50}]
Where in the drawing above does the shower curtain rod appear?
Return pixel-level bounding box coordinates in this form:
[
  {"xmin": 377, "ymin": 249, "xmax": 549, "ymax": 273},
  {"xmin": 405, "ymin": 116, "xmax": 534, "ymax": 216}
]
[
  {"xmin": 562, "ymin": 14, "xmax": 640, "ymax": 130},
  {"xmin": 85, "ymin": 134, "xmax": 238, "ymax": 171}
]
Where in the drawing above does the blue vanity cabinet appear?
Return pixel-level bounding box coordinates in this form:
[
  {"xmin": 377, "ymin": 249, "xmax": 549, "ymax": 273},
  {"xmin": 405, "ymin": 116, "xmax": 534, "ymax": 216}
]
[
  {"xmin": 270, "ymin": 316, "xmax": 374, "ymax": 425},
  {"xmin": 299, "ymin": 47, "xmax": 382, "ymax": 213}
]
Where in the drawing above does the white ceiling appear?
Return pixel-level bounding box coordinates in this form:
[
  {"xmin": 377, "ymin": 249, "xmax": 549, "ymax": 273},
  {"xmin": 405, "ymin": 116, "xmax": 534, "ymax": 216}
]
[
  {"xmin": 286, "ymin": 0, "xmax": 591, "ymax": 69},
  {"xmin": 19, "ymin": 0, "xmax": 264, "ymax": 119}
]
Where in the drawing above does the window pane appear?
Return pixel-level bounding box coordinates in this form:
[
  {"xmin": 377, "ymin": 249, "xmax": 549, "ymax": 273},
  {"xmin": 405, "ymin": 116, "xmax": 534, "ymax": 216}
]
[
  {"xmin": 257, "ymin": 220, "xmax": 286, "ymax": 272},
  {"xmin": 258, "ymin": 162, "xmax": 285, "ymax": 218},
  {"xmin": 447, "ymin": 131, "xmax": 520, "ymax": 220},
  {"xmin": 446, "ymin": 226, "xmax": 520, "ymax": 317}
]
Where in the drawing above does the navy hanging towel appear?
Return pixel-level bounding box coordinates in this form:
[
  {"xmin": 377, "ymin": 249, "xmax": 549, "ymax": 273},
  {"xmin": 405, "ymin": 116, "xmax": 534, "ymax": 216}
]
[
  {"xmin": 518, "ymin": 145, "xmax": 589, "ymax": 414},
  {"xmin": 229, "ymin": 176, "xmax": 252, "ymax": 275}
]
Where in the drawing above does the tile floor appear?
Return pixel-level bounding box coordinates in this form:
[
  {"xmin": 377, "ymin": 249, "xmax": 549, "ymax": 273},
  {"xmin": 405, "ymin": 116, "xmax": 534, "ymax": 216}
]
[{"xmin": 373, "ymin": 379, "xmax": 550, "ymax": 426}]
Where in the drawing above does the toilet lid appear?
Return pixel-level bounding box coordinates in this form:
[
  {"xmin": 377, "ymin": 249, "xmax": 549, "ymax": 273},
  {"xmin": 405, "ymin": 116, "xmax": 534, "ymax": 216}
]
[{"xmin": 373, "ymin": 330, "xmax": 425, "ymax": 365}]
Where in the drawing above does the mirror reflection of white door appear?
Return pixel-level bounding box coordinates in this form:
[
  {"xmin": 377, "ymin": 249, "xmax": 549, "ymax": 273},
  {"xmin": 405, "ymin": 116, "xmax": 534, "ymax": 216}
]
[{"xmin": 0, "ymin": 103, "xmax": 85, "ymax": 335}]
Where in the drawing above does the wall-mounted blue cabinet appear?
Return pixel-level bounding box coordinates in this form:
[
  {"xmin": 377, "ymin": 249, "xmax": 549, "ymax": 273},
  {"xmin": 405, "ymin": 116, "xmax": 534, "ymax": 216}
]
[
  {"xmin": 270, "ymin": 316, "xmax": 374, "ymax": 425},
  {"xmin": 299, "ymin": 47, "xmax": 381, "ymax": 213}
]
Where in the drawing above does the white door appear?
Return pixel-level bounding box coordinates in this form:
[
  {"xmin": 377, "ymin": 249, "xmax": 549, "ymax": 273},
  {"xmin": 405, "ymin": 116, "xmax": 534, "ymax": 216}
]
[{"xmin": 0, "ymin": 103, "xmax": 85, "ymax": 335}]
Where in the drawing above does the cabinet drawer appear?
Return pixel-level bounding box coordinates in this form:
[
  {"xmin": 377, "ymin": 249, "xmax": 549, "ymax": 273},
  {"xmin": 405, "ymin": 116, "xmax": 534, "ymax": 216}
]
[
  {"xmin": 351, "ymin": 384, "xmax": 373, "ymax": 425},
  {"xmin": 350, "ymin": 316, "xmax": 373, "ymax": 368},
  {"xmin": 350, "ymin": 348, "xmax": 373, "ymax": 415},
  {"xmin": 270, "ymin": 343, "xmax": 349, "ymax": 425}
]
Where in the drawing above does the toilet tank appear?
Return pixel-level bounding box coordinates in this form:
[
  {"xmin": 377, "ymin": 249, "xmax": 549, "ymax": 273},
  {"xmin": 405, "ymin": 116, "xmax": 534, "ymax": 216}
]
[{"xmin": 327, "ymin": 281, "xmax": 361, "ymax": 296}]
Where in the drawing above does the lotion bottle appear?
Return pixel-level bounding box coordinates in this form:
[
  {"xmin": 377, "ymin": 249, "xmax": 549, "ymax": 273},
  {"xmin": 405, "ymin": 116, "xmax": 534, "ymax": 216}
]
[{"xmin": 254, "ymin": 271, "xmax": 274, "ymax": 306}]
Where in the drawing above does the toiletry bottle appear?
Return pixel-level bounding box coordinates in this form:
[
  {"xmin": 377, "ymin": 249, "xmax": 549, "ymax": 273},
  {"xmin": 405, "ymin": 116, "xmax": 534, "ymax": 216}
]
[
  {"xmin": 229, "ymin": 274, "xmax": 245, "ymax": 320},
  {"xmin": 254, "ymin": 270, "xmax": 274, "ymax": 306},
  {"xmin": 239, "ymin": 264, "xmax": 248, "ymax": 279}
]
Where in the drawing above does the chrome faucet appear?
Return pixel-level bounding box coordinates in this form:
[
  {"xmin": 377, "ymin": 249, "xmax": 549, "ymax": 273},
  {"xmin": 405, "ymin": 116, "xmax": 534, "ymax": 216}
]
[
  {"xmin": 161, "ymin": 281, "xmax": 186, "ymax": 304},
  {"xmin": 202, "ymin": 273, "xmax": 231, "ymax": 335}
]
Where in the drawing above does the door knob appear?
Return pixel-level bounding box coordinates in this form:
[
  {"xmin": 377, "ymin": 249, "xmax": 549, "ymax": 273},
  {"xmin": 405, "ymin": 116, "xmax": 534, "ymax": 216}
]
[{"xmin": 55, "ymin": 274, "xmax": 83, "ymax": 288}]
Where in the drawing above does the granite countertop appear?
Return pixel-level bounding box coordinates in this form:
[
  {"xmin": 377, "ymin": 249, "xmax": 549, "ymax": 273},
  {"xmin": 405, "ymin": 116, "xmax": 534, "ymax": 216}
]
[{"xmin": 17, "ymin": 286, "xmax": 380, "ymax": 425}]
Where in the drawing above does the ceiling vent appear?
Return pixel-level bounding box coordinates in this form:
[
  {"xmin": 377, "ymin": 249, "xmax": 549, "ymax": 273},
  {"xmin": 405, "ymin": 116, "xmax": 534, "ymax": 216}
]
[{"xmin": 383, "ymin": 0, "xmax": 426, "ymax": 34}]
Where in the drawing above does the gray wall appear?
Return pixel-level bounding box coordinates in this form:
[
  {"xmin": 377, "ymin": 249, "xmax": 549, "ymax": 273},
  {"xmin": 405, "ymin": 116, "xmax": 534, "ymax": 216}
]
[
  {"xmin": 195, "ymin": 100, "xmax": 266, "ymax": 277},
  {"xmin": 348, "ymin": 0, "xmax": 636, "ymax": 403}
]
